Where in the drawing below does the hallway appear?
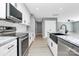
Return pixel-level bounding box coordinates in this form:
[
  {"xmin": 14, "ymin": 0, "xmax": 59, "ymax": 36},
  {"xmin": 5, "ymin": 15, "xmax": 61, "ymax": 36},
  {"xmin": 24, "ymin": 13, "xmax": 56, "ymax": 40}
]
[{"xmin": 28, "ymin": 36, "xmax": 52, "ymax": 56}]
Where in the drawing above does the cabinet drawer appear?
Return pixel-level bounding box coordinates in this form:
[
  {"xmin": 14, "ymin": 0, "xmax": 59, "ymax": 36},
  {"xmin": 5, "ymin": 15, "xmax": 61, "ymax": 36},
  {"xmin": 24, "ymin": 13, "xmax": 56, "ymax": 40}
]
[
  {"xmin": 51, "ymin": 41, "xmax": 57, "ymax": 56},
  {"xmin": 0, "ymin": 40, "xmax": 17, "ymax": 56},
  {"xmin": 49, "ymin": 39, "xmax": 58, "ymax": 56},
  {"xmin": 5, "ymin": 47, "xmax": 17, "ymax": 56}
]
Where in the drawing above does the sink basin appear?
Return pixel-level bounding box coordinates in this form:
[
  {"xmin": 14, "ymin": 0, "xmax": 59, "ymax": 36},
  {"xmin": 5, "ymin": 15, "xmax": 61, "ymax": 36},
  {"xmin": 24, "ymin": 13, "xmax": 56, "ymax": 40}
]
[
  {"xmin": 49, "ymin": 33, "xmax": 65, "ymax": 44},
  {"xmin": 51, "ymin": 33, "xmax": 65, "ymax": 35}
]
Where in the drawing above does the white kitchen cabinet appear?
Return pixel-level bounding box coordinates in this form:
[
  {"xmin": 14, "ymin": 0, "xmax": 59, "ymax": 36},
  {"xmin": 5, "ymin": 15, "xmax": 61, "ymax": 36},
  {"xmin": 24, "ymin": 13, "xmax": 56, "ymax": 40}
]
[
  {"xmin": 50, "ymin": 39, "xmax": 57, "ymax": 56},
  {"xmin": 17, "ymin": 3, "xmax": 30, "ymax": 25},
  {"xmin": 0, "ymin": 3, "xmax": 6, "ymax": 19},
  {"xmin": 0, "ymin": 3, "xmax": 16, "ymax": 19},
  {"xmin": 0, "ymin": 39, "xmax": 17, "ymax": 56},
  {"xmin": 47, "ymin": 38, "xmax": 51, "ymax": 48},
  {"xmin": 48, "ymin": 38, "xmax": 57, "ymax": 56},
  {"xmin": 29, "ymin": 32, "xmax": 35, "ymax": 46},
  {"xmin": 43, "ymin": 19, "xmax": 57, "ymax": 38},
  {"xmin": 28, "ymin": 16, "xmax": 35, "ymax": 46}
]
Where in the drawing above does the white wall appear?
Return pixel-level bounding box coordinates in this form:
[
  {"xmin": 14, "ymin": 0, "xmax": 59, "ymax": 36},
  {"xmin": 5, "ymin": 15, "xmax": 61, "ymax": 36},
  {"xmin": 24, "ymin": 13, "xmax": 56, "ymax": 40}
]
[
  {"xmin": 57, "ymin": 22, "xmax": 73, "ymax": 32},
  {"xmin": 73, "ymin": 21, "xmax": 79, "ymax": 33}
]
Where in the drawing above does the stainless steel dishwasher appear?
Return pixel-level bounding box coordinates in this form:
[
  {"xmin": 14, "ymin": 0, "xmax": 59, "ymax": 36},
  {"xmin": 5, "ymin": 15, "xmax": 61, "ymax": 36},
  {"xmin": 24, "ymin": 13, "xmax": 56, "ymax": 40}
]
[{"xmin": 58, "ymin": 38, "xmax": 79, "ymax": 56}]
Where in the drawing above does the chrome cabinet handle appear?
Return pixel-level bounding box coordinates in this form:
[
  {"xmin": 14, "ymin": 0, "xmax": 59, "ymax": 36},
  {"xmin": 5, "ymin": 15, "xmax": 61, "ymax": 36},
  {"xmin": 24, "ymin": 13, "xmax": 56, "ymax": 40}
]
[
  {"xmin": 8, "ymin": 45, "xmax": 14, "ymax": 49},
  {"xmin": 51, "ymin": 42, "xmax": 53, "ymax": 47}
]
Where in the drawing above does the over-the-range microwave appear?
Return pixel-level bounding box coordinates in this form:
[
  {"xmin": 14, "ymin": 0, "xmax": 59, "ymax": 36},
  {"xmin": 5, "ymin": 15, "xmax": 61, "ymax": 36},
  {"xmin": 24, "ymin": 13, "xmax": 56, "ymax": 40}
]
[{"xmin": 6, "ymin": 3, "xmax": 22, "ymax": 23}]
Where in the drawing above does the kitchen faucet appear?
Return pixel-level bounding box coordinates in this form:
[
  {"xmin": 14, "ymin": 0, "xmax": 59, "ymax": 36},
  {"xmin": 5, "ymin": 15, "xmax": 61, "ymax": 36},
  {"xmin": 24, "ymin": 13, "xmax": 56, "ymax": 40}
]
[{"xmin": 60, "ymin": 24, "xmax": 68, "ymax": 34}]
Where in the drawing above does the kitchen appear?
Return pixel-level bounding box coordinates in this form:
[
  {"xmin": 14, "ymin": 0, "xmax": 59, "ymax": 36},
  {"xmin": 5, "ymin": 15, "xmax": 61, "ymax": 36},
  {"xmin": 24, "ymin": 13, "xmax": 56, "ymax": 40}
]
[{"xmin": 0, "ymin": 3, "xmax": 79, "ymax": 56}]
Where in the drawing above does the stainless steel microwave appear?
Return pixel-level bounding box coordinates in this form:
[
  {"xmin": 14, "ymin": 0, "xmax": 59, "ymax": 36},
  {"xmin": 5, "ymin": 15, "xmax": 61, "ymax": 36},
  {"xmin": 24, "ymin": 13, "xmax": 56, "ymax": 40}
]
[{"xmin": 6, "ymin": 3, "xmax": 22, "ymax": 23}]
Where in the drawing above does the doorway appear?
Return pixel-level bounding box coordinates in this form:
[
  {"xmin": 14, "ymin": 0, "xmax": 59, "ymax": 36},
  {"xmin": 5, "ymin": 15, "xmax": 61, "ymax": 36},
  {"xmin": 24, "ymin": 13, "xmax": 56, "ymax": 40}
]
[{"xmin": 35, "ymin": 21, "xmax": 42, "ymax": 38}]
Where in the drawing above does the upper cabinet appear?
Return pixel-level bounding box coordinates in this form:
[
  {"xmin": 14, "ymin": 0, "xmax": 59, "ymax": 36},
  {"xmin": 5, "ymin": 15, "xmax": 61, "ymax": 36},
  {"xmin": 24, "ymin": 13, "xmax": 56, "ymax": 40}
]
[
  {"xmin": 0, "ymin": 3, "xmax": 16, "ymax": 19},
  {"xmin": 17, "ymin": 3, "xmax": 30, "ymax": 25},
  {"xmin": 0, "ymin": 3, "xmax": 6, "ymax": 19}
]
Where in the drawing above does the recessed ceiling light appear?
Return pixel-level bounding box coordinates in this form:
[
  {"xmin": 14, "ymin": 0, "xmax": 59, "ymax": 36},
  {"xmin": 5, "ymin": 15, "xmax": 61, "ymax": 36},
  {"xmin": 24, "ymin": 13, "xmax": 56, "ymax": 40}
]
[
  {"xmin": 36, "ymin": 8, "xmax": 39, "ymax": 10},
  {"xmin": 59, "ymin": 8, "xmax": 63, "ymax": 10}
]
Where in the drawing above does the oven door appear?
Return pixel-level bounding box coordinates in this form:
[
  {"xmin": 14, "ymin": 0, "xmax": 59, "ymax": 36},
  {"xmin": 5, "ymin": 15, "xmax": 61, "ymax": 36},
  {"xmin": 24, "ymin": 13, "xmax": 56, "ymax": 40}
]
[{"xmin": 21, "ymin": 36, "xmax": 28, "ymax": 56}]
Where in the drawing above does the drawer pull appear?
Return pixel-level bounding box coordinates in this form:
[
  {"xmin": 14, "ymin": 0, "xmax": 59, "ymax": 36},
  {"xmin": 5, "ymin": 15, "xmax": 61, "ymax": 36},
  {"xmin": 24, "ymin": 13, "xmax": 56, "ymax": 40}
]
[
  {"xmin": 51, "ymin": 42, "xmax": 53, "ymax": 47},
  {"xmin": 8, "ymin": 45, "xmax": 14, "ymax": 49}
]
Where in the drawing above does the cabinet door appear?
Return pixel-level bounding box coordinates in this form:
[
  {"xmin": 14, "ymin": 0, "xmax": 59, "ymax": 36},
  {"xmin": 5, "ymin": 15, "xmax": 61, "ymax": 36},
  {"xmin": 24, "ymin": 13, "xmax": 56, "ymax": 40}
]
[
  {"xmin": 0, "ymin": 3, "xmax": 6, "ymax": 19},
  {"xmin": 47, "ymin": 38, "xmax": 51, "ymax": 48},
  {"xmin": 5, "ymin": 45, "xmax": 17, "ymax": 56},
  {"xmin": 48, "ymin": 38, "xmax": 57, "ymax": 56},
  {"xmin": 0, "ymin": 39, "xmax": 17, "ymax": 56},
  {"xmin": 51, "ymin": 40, "xmax": 57, "ymax": 56},
  {"xmin": 17, "ymin": 3, "xmax": 30, "ymax": 25}
]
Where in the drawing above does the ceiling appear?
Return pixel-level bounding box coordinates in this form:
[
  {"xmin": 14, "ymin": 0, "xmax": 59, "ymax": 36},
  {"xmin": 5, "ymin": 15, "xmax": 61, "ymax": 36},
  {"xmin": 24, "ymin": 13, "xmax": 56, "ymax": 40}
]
[{"xmin": 25, "ymin": 3, "xmax": 79, "ymax": 21}]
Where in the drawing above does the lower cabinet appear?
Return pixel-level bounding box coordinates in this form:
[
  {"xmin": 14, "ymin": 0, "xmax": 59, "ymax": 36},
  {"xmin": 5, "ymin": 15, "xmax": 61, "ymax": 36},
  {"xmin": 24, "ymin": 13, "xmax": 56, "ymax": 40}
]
[
  {"xmin": 48, "ymin": 36, "xmax": 79, "ymax": 56},
  {"xmin": 48, "ymin": 38, "xmax": 57, "ymax": 56},
  {"xmin": 0, "ymin": 39, "xmax": 17, "ymax": 56}
]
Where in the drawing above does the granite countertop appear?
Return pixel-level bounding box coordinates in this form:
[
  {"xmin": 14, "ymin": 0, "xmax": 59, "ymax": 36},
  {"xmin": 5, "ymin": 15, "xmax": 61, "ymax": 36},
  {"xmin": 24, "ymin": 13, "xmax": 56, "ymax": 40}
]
[
  {"xmin": 57, "ymin": 32, "xmax": 79, "ymax": 47},
  {"xmin": 0, "ymin": 36, "xmax": 17, "ymax": 47}
]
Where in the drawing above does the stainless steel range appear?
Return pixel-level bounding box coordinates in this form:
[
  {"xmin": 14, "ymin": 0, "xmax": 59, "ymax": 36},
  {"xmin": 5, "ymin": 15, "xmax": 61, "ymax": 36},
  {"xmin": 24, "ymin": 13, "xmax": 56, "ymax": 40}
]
[
  {"xmin": 0, "ymin": 26, "xmax": 29, "ymax": 56},
  {"xmin": 16, "ymin": 33, "xmax": 29, "ymax": 56}
]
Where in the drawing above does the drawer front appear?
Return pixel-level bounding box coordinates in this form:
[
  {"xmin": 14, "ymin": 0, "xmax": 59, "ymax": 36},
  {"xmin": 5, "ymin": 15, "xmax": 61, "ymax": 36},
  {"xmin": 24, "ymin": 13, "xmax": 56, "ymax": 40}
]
[
  {"xmin": 51, "ymin": 41, "xmax": 57, "ymax": 56},
  {"xmin": 0, "ymin": 39, "xmax": 17, "ymax": 56},
  {"xmin": 47, "ymin": 38, "xmax": 51, "ymax": 47},
  {"xmin": 5, "ymin": 47, "xmax": 17, "ymax": 56},
  {"xmin": 49, "ymin": 39, "xmax": 58, "ymax": 56}
]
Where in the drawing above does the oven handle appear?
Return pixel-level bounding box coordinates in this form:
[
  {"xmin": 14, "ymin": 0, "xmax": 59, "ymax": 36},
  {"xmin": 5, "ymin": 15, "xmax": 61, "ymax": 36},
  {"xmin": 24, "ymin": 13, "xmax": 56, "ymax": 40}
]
[{"xmin": 21, "ymin": 36, "xmax": 28, "ymax": 41}]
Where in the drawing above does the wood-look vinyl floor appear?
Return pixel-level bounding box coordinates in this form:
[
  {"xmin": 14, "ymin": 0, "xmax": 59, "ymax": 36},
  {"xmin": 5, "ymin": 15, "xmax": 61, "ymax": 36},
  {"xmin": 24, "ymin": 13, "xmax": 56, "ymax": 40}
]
[{"xmin": 28, "ymin": 36, "xmax": 52, "ymax": 56}]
